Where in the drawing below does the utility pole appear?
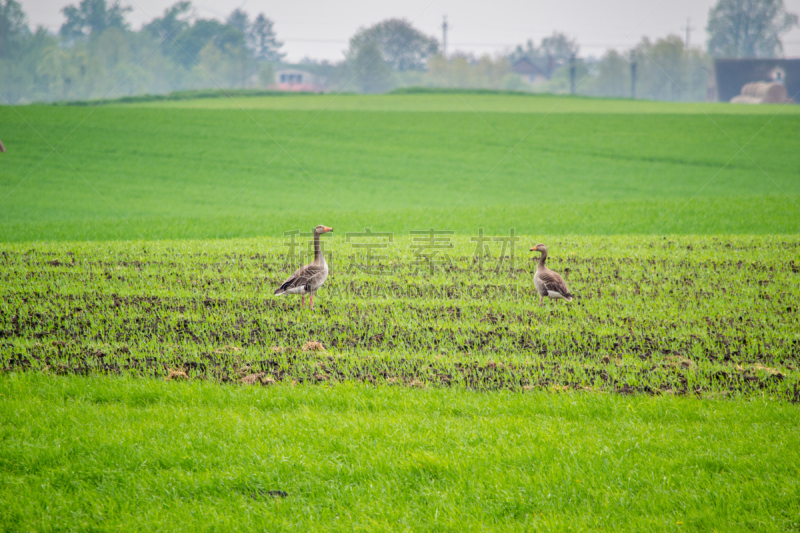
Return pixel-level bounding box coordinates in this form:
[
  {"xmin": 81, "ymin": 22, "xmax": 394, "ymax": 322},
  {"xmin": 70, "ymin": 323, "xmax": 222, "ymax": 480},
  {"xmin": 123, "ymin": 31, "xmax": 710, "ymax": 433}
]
[
  {"xmin": 681, "ymin": 17, "xmax": 694, "ymax": 50},
  {"xmin": 569, "ymin": 53, "xmax": 576, "ymax": 94},
  {"xmin": 682, "ymin": 17, "xmax": 695, "ymax": 98},
  {"xmin": 630, "ymin": 50, "xmax": 637, "ymax": 99},
  {"xmin": 442, "ymin": 15, "xmax": 448, "ymax": 59}
]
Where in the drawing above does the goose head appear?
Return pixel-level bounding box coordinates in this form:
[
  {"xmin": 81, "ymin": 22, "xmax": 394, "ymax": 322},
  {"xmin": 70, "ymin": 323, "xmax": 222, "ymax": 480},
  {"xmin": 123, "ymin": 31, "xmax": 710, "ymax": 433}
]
[
  {"xmin": 530, "ymin": 243, "xmax": 547, "ymax": 253},
  {"xmin": 314, "ymin": 225, "xmax": 334, "ymax": 234}
]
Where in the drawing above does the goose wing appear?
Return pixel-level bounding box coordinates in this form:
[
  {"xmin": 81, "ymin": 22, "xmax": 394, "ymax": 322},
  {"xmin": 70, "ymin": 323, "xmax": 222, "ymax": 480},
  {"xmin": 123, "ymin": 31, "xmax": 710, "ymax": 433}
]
[
  {"xmin": 274, "ymin": 263, "xmax": 326, "ymax": 295},
  {"xmin": 538, "ymin": 269, "xmax": 572, "ymax": 298}
]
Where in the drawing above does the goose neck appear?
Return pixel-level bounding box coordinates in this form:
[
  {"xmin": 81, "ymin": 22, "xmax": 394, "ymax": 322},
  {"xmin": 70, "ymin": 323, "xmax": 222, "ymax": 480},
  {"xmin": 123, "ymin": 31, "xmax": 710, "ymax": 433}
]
[{"xmin": 313, "ymin": 232, "xmax": 325, "ymax": 264}]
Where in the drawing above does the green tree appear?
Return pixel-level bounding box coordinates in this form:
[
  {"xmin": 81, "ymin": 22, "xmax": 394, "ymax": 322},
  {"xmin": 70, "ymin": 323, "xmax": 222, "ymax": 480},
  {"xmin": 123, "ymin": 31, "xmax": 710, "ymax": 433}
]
[
  {"xmin": 257, "ymin": 61, "xmax": 274, "ymax": 86},
  {"xmin": 508, "ymin": 32, "xmax": 579, "ymax": 78},
  {"xmin": 424, "ymin": 53, "xmax": 517, "ymax": 90},
  {"xmin": 633, "ymin": 36, "xmax": 711, "ymax": 101},
  {"xmin": 350, "ymin": 40, "xmax": 395, "ymax": 93},
  {"xmin": 142, "ymin": 1, "xmax": 191, "ymax": 59},
  {"xmin": 250, "ymin": 13, "xmax": 283, "ymax": 61},
  {"xmin": 172, "ymin": 18, "xmax": 244, "ymax": 68},
  {"xmin": 707, "ymin": 0, "xmax": 799, "ymax": 57},
  {"xmin": 590, "ymin": 50, "xmax": 629, "ymax": 97},
  {"xmin": 226, "ymin": 8, "xmax": 249, "ymax": 35},
  {"xmin": 0, "ymin": 2, "xmax": 56, "ymax": 103},
  {"xmin": 540, "ymin": 32, "xmax": 579, "ymax": 64},
  {"xmin": 60, "ymin": 0, "xmax": 131, "ymax": 39},
  {"xmin": 348, "ymin": 18, "xmax": 437, "ymax": 71},
  {"xmin": 0, "ymin": 0, "xmax": 28, "ymax": 58}
]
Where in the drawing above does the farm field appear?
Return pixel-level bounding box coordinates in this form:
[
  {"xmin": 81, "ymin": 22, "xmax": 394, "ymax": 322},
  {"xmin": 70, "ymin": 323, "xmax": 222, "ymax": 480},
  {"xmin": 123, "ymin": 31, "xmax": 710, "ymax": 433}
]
[
  {"xmin": 2, "ymin": 235, "xmax": 799, "ymax": 399},
  {"xmin": 1, "ymin": 94, "xmax": 799, "ymax": 241},
  {"xmin": 1, "ymin": 92, "xmax": 800, "ymax": 531}
]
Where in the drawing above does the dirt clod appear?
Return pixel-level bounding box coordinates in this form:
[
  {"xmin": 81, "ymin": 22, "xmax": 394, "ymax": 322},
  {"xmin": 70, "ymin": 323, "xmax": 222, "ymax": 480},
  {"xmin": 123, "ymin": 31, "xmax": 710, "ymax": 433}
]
[
  {"xmin": 302, "ymin": 341, "xmax": 325, "ymax": 352},
  {"xmin": 240, "ymin": 373, "xmax": 276, "ymax": 385},
  {"xmin": 214, "ymin": 345, "xmax": 242, "ymax": 354},
  {"xmin": 668, "ymin": 356, "xmax": 695, "ymax": 369},
  {"xmin": 165, "ymin": 369, "xmax": 188, "ymax": 381}
]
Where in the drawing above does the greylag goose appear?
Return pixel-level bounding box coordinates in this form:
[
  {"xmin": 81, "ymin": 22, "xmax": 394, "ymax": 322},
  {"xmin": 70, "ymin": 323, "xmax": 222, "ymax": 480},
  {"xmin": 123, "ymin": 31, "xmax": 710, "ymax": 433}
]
[
  {"xmin": 274, "ymin": 225, "xmax": 333, "ymax": 309},
  {"xmin": 530, "ymin": 243, "xmax": 573, "ymax": 305}
]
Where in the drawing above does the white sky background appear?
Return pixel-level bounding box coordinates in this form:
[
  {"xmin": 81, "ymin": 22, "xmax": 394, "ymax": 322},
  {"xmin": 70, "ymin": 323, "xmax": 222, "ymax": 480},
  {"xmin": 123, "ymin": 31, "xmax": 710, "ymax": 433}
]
[{"xmin": 19, "ymin": 0, "xmax": 800, "ymax": 62}]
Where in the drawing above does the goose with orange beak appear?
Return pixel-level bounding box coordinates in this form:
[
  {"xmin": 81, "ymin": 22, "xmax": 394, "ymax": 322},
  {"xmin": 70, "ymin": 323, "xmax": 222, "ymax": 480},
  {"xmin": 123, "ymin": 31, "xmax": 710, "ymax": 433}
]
[
  {"xmin": 530, "ymin": 243, "xmax": 573, "ymax": 305},
  {"xmin": 274, "ymin": 225, "xmax": 333, "ymax": 309}
]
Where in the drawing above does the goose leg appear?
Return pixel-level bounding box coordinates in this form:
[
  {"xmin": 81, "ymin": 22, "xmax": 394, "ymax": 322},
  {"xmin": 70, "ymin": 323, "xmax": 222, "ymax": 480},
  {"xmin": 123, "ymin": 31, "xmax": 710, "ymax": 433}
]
[
  {"xmin": 301, "ymin": 295, "xmax": 305, "ymax": 308},
  {"xmin": 539, "ymin": 294, "xmax": 543, "ymax": 306},
  {"xmin": 310, "ymin": 293, "xmax": 314, "ymax": 310}
]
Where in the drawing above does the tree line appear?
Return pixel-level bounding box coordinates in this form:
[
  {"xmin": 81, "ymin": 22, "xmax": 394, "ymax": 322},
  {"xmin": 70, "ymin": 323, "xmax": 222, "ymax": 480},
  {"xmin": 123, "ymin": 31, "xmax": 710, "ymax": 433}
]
[
  {"xmin": 0, "ymin": 0, "xmax": 284, "ymax": 103},
  {"xmin": 0, "ymin": 0, "xmax": 796, "ymax": 103}
]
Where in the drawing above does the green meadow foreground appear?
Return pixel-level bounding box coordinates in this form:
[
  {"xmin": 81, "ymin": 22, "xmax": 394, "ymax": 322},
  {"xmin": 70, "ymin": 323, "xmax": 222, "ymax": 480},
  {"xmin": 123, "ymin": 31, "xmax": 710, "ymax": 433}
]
[
  {"xmin": 2, "ymin": 374, "xmax": 799, "ymax": 532},
  {"xmin": 1, "ymin": 93, "xmax": 799, "ymax": 530}
]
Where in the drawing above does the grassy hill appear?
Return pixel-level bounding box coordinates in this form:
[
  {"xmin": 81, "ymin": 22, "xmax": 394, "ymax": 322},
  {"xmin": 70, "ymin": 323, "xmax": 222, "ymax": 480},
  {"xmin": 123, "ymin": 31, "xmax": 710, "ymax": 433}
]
[{"xmin": 1, "ymin": 93, "xmax": 798, "ymax": 241}]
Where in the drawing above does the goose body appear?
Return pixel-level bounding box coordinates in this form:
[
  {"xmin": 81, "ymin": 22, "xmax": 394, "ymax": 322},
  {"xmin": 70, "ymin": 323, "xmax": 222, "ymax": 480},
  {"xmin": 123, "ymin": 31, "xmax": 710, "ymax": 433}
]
[
  {"xmin": 275, "ymin": 225, "xmax": 332, "ymax": 309},
  {"xmin": 530, "ymin": 244, "xmax": 573, "ymax": 305}
]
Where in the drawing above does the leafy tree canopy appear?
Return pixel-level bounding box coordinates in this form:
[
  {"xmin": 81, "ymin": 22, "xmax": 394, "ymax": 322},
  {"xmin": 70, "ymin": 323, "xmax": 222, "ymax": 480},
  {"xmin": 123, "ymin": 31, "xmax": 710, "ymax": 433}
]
[
  {"xmin": 707, "ymin": 0, "xmax": 799, "ymax": 57},
  {"xmin": 172, "ymin": 18, "xmax": 244, "ymax": 68},
  {"xmin": 348, "ymin": 18, "xmax": 438, "ymax": 71},
  {"xmin": 0, "ymin": 0, "xmax": 29, "ymax": 58},
  {"xmin": 226, "ymin": 8, "xmax": 249, "ymax": 35},
  {"xmin": 509, "ymin": 32, "xmax": 578, "ymax": 77},
  {"xmin": 250, "ymin": 13, "xmax": 284, "ymax": 61},
  {"xmin": 60, "ymin": 0, "xmax": 131, "ymax": 39},
  {"xmin": 350, "ymin": 40, "xmax": 395, "ymax": 92},
  {"xmin": 143, "ymin": 1, "xmax": 191, "ymax": 43}
]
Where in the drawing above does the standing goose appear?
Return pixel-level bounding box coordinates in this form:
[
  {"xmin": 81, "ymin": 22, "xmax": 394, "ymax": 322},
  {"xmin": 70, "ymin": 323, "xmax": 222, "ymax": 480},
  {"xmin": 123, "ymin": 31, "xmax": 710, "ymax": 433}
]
[
  {"xmin": 274, "ymin": 225, "xmax": 333, "ymax": 309},
  {"xmin": 530, "ymin": 243, "xmax": 573, "ymax": 305}
]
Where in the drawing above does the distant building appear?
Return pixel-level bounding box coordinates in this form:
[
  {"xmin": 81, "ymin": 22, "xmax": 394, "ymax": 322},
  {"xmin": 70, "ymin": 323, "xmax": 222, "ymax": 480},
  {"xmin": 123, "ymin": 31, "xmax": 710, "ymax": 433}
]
[
  {"xmin": 707, "ymin": 58, "xmax": 800, "ymax": 103},
  {"xmin": 274, "ymin": 69, "xmax": 326, "ymax": 92},
  {"xmin": 510, "ymin": 57, "xmax": 549, "ymax": 84}
]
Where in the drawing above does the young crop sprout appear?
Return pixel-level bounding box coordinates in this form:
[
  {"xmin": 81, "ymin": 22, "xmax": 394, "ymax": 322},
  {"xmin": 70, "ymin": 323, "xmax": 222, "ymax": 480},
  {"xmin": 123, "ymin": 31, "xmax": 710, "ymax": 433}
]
[
  {"xmin": 274, "ymin": 224, "xmax": 333, "ymax": 309},
  {"xmin": 530, "ymin": 244, "xmax": 573, "ymax": 306}
]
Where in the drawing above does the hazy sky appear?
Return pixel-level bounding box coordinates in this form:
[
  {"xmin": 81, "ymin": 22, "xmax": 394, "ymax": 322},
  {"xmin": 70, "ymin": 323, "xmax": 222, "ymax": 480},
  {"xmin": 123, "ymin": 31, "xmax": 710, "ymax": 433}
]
[{"xmin": 19, "ymin": 0, "xmax": 800, "ymax": 61}]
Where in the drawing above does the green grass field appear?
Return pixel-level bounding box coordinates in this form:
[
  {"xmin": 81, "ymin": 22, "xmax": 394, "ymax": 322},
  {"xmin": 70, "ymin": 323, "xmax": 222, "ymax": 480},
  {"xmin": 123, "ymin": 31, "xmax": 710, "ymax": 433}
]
[
  {"xmin": 1, "ymin": 93, "xmax": 798, "ymax": 241},
  {"xmin": 2, "ymin": 374, "xmax": 799, "ymax": 532},
  {"xmin": 2, "ymin": 92, "xmax": 799, "ymax": 531}
]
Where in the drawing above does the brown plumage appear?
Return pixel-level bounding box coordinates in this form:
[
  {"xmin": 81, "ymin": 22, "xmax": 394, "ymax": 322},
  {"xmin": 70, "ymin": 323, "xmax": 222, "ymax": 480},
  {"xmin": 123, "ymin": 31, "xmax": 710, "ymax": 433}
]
[
  {"xmin": 0, "ymin": 139, "xmax": 5, "ymax": 153},
  {"xmin": 530, "ymin": 243, "xmax": 573, "ymax": 305},
  {"xmin": 274, "ymin": 224, "xmax": 333, "ymax": 309}
]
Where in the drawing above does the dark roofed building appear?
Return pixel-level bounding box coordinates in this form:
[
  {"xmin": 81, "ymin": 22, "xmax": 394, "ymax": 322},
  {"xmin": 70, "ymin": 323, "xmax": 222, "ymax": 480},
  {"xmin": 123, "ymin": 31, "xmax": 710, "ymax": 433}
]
[
  {"xmin": 708, "ymin": 58, "xmax": 800, "ymax": 102},
  {"xmin": 511, "ymin": 57, "xmax": 549, "ymax": 84}
]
